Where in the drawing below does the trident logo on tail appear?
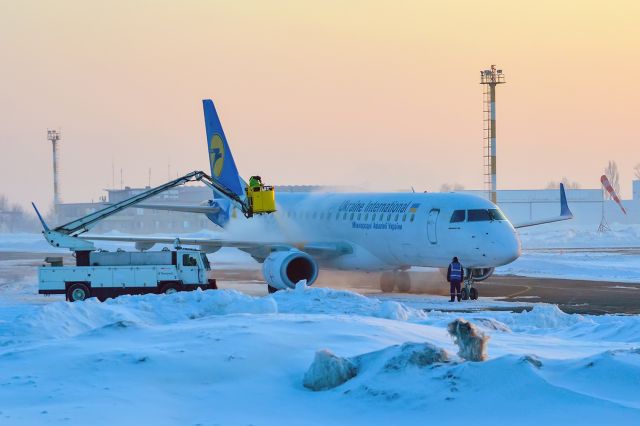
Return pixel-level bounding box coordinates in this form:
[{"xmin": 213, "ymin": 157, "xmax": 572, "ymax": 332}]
[{"xmin": 209, "ymin": 134, "xmax": 225, "ymax": 177}]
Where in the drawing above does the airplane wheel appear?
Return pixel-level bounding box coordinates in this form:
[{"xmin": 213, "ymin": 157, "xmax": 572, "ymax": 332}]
[
  {"xmin": 396, "ymin": 272, "xmax": 411, "ymax": 293},
  {"xmin": 380, "ymin": 272, "xmax": 395, "ymax": 293},
  {"xmin": 460, "ymin": 288, "xmax": 469, "ymax": 301},
  {"xmin": 470, "ymin": 287, "xmax": 478, "ymax": 300},
  {"xmin": 267, "ymin": 285, "xmax": 278, "ymax": 294},
  {"xmin": 67, "ymin": 282, "xmax": 90, "ymax": 302}
]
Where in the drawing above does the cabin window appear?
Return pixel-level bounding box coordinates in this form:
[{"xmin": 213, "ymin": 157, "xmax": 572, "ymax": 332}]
[
  {"xmin": 410, "ymin": 214, "xmax": 415, "ymax": 222},
  {"xmin": 387, "ymin": 214, "xmax": 391, "ymax": 221},
  {"xmin": 402, "ymin": 214, "xmax": 407, "ymax": 222},
  {"xmin": 343, "ymin": 213, "xmax": 347, "ymax": 220},
  {"xmin": 364, "ymin": 213, "xmax": 368, "ymax": 221},
  {"xmin": 357, "ymin": 213, "xmax": 361, "ymax": 220},
  {"xmin": 350, "ymin": 213, "xmax": 354, "ymax": 220},
  {"xmin": 394, "ymin": 214, "xmax": 399, "ymax": 221},
  {"xmin": 450, "ymin": 210, "xmax": 466, "ymax": 223},
  {"xmin": 379, "ymin": 213, "xmax": 384, "ymax": 221}
]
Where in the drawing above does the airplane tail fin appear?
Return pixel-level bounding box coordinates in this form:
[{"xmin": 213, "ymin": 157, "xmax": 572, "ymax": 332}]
[{"xmin": 202, "ymin": 100, "xmax": 245, "ymax": 198}]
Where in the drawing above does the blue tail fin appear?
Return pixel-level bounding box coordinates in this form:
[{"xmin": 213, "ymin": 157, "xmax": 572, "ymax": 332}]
[{"xmin": 202, "ymin": 100, "xmax": 245, "ymax": 197}]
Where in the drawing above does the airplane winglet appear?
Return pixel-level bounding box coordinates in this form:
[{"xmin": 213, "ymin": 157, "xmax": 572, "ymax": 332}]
[
  {"xmin": 31, "ymin": 202, "xmax": 50, "ymax": 232},
  {"xmin": 559, "ymin": 183, "xmax": 573, "ymax": 218},
  {"xmin": 512, "ymin": 183, "xmax": 574, "ymax": 228}
]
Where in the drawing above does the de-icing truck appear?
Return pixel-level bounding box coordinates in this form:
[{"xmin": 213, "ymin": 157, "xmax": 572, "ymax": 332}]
[
  {"xmin": 32, "ymin": 170, "xmax": 263, "ymax": 302},
  {"xmin": 38, "ymin": 247, "xmax": 216, "ymax": 302}
]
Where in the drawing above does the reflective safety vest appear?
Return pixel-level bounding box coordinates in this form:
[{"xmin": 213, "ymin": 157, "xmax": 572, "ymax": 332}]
[{"xmin": 450, "ymin": 263, "xmax": 463, "ymax": 281}]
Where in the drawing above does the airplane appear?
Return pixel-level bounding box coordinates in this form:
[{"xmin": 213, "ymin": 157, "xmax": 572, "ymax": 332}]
[{"xmin": 86, "ymin": 99, "xmax": 573, "ymax": 297}]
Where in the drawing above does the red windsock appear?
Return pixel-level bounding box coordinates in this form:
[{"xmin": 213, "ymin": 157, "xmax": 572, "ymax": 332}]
[{"xmin": 601, "ymin": 175, "xmax": 627, "ymax": 215}]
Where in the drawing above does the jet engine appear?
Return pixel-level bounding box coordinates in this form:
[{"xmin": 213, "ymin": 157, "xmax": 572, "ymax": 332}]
[
  {"xmin": 470, "ymin": 267, "xmax": 495, "ymax": 281},
  {"xmin": 262, "ymin": 250, "xmax": 319, "ymax": 290}
]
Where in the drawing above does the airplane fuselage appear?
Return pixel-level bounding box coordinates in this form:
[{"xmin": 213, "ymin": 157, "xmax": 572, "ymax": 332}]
[{"xmin": 227, "ymin": 191, "xmax": 521, "ymax": 272}]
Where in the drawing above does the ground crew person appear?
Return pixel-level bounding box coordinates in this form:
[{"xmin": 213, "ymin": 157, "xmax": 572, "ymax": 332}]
[
  {"xmin": 249, "ymin": 175, "xmax": 262, "ymax": 191},
  {"xmin": 447, "ymin": 256, "xmax": 464, "ymax": 302}
]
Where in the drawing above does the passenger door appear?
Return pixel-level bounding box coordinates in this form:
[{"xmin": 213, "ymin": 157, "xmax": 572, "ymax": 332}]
[{"xmin": 427, "ymin": 209, "xmax": 439, "ymax": 244}]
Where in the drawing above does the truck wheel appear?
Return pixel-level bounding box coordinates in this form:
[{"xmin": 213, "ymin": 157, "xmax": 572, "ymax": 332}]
[
  {"xmin": 67, "ymin": 283, "xmax": 90, "ymax": 302},
  {"xmin": 160, "ymin": 283, "xmax": 180, "ymax": 295}
]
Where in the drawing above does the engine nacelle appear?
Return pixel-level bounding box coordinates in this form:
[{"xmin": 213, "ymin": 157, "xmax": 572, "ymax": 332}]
[
  {"xmin": 470, "ymin": 267, "xmax": 495, "ymax": 281},
  {"xmin": 262, "ymin": 250, "xmax": 319, "ymax": 290}
]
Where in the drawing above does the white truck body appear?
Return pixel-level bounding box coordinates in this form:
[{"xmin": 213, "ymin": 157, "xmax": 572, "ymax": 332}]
[{"xmin": 38, "ymin": 248, "xmax": 215, "ymax": 301}]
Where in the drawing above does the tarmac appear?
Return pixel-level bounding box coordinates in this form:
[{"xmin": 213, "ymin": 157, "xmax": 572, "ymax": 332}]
[{"xmin": 2, "ymin": 251, "xmax": 638, "ymax": 315}]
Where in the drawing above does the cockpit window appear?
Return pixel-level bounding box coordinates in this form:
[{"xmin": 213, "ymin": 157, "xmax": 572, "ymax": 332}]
[
  {"xmin": 489, "ymin": 209, "xmax": 507, "ymax": 221},
  {"xmin": 467, "ymin": 209, "xmax": 508, "ymax": 222},
  {"xmin": 450, "ymin": 210, "xmax": 466, "ymax": 223},
  {"xmin": 467, "ymin": 209, "xmax": 492, "ymax": 222}
]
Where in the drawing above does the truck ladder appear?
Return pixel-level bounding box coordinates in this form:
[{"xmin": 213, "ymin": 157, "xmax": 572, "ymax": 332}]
[{"xmin": 33, "ymin": 170, "xmax": 252, "ymax": 251}]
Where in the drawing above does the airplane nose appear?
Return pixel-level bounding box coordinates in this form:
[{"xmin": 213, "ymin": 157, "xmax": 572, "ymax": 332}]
[{"xmin": 499, "ymin": 231, "xmax": 521, "ymax": 265}]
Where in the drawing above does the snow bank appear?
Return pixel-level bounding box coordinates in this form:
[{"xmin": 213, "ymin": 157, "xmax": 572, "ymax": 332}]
[
  {"xmin": 274, "ymin": 285, "xmax": 425, "ymax": 321},
  {"xmin": 1, "ymin": 289, "xmax": 277, "ymax": 342}
]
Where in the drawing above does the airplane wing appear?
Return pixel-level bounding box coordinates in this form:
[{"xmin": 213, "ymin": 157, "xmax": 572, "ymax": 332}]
[
  {"xmin": 512, "ymin": 183, "xmax": 574, "ymax": 229},
  {"xmin": 83, "ymin": 234, "xmax": 352, "ymax": 259}
]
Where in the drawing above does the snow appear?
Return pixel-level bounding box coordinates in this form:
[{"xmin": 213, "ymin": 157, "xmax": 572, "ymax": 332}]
[
  {"xmin": 0, "ymin": 279, "xmax": 639, "ymax": 424},
  {"xmin": 1, "ymin": 231, "xmax": 640, "ymax": 423},
  {"xmin": 496, "ymin": 251, "xmax": 640, "ymax": 283},
  {"xmin": 517, "ymin": 223, "xmax": 640, "ymax": 249}
]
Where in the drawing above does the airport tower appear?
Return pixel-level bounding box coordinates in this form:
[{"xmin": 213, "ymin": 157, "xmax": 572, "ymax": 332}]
[
  {"xmin": 47, "ymin": 129, "xmax": 61, "ymax": 209},
  {"xmin": 480, "ymin": 65, "xmax": 505, "ymax": 204}
]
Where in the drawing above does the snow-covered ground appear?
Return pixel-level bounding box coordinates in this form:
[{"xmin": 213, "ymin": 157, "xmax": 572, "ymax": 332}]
[
  {"xmin": 496, "ymin": 251, "xmax": 640, "ymax": 283},
  {"xmin": 1, "ymin": 230, "xmax": 639, "ymax": 424},
  {"xmin": 493, "ymin": 223, "xmax": 640, "ymax": 283},
  {"xmin": 0, "ymin": 284, "xmax": 639, "ymax": 425}
]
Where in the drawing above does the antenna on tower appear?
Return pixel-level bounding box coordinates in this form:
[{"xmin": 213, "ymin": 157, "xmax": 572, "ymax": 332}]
[
  {"xmin": 480, "ymin": 65, "xmax": 505, "ymax": 204},
  {"xmin": 47, "ymin": 129, "xmax": 62, "ymax": 210}
]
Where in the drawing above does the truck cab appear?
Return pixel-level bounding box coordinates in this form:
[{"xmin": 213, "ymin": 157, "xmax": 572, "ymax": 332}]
[{"xmin": 178, "ymin": 250, "xmax": 211, "ymax": 288}]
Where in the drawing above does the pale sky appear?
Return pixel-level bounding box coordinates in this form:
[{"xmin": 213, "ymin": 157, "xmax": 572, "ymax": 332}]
[{"xmin": 1, "ymin": 0, "xmax": 639, "ymax": 211}]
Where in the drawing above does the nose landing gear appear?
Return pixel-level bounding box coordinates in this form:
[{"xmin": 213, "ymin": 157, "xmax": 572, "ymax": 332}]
[{"xmin": 462, "ymin": 270, "xmax": 479, "ymax": 300}]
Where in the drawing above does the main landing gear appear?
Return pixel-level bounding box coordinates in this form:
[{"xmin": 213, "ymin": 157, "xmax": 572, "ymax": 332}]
[
  {"xmin": 460, "ymin": 269, "xmax": 479, "ymax": 300},
  {"xmin": 380, "ymin": 271, "xmax": 411, "ymax": 293}
]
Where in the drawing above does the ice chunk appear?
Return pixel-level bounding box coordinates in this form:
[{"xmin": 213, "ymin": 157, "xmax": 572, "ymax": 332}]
[
  {"xmin": 303, "ymin": 349, "xmax": 357, "ymax": 391},
  {"xmin": 295, "ymin": 280, "xmax": 308, "ymax": 292},
  {"xmin": 377, "ymin": 342, "xmax": 449, "ymax": 371}
]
